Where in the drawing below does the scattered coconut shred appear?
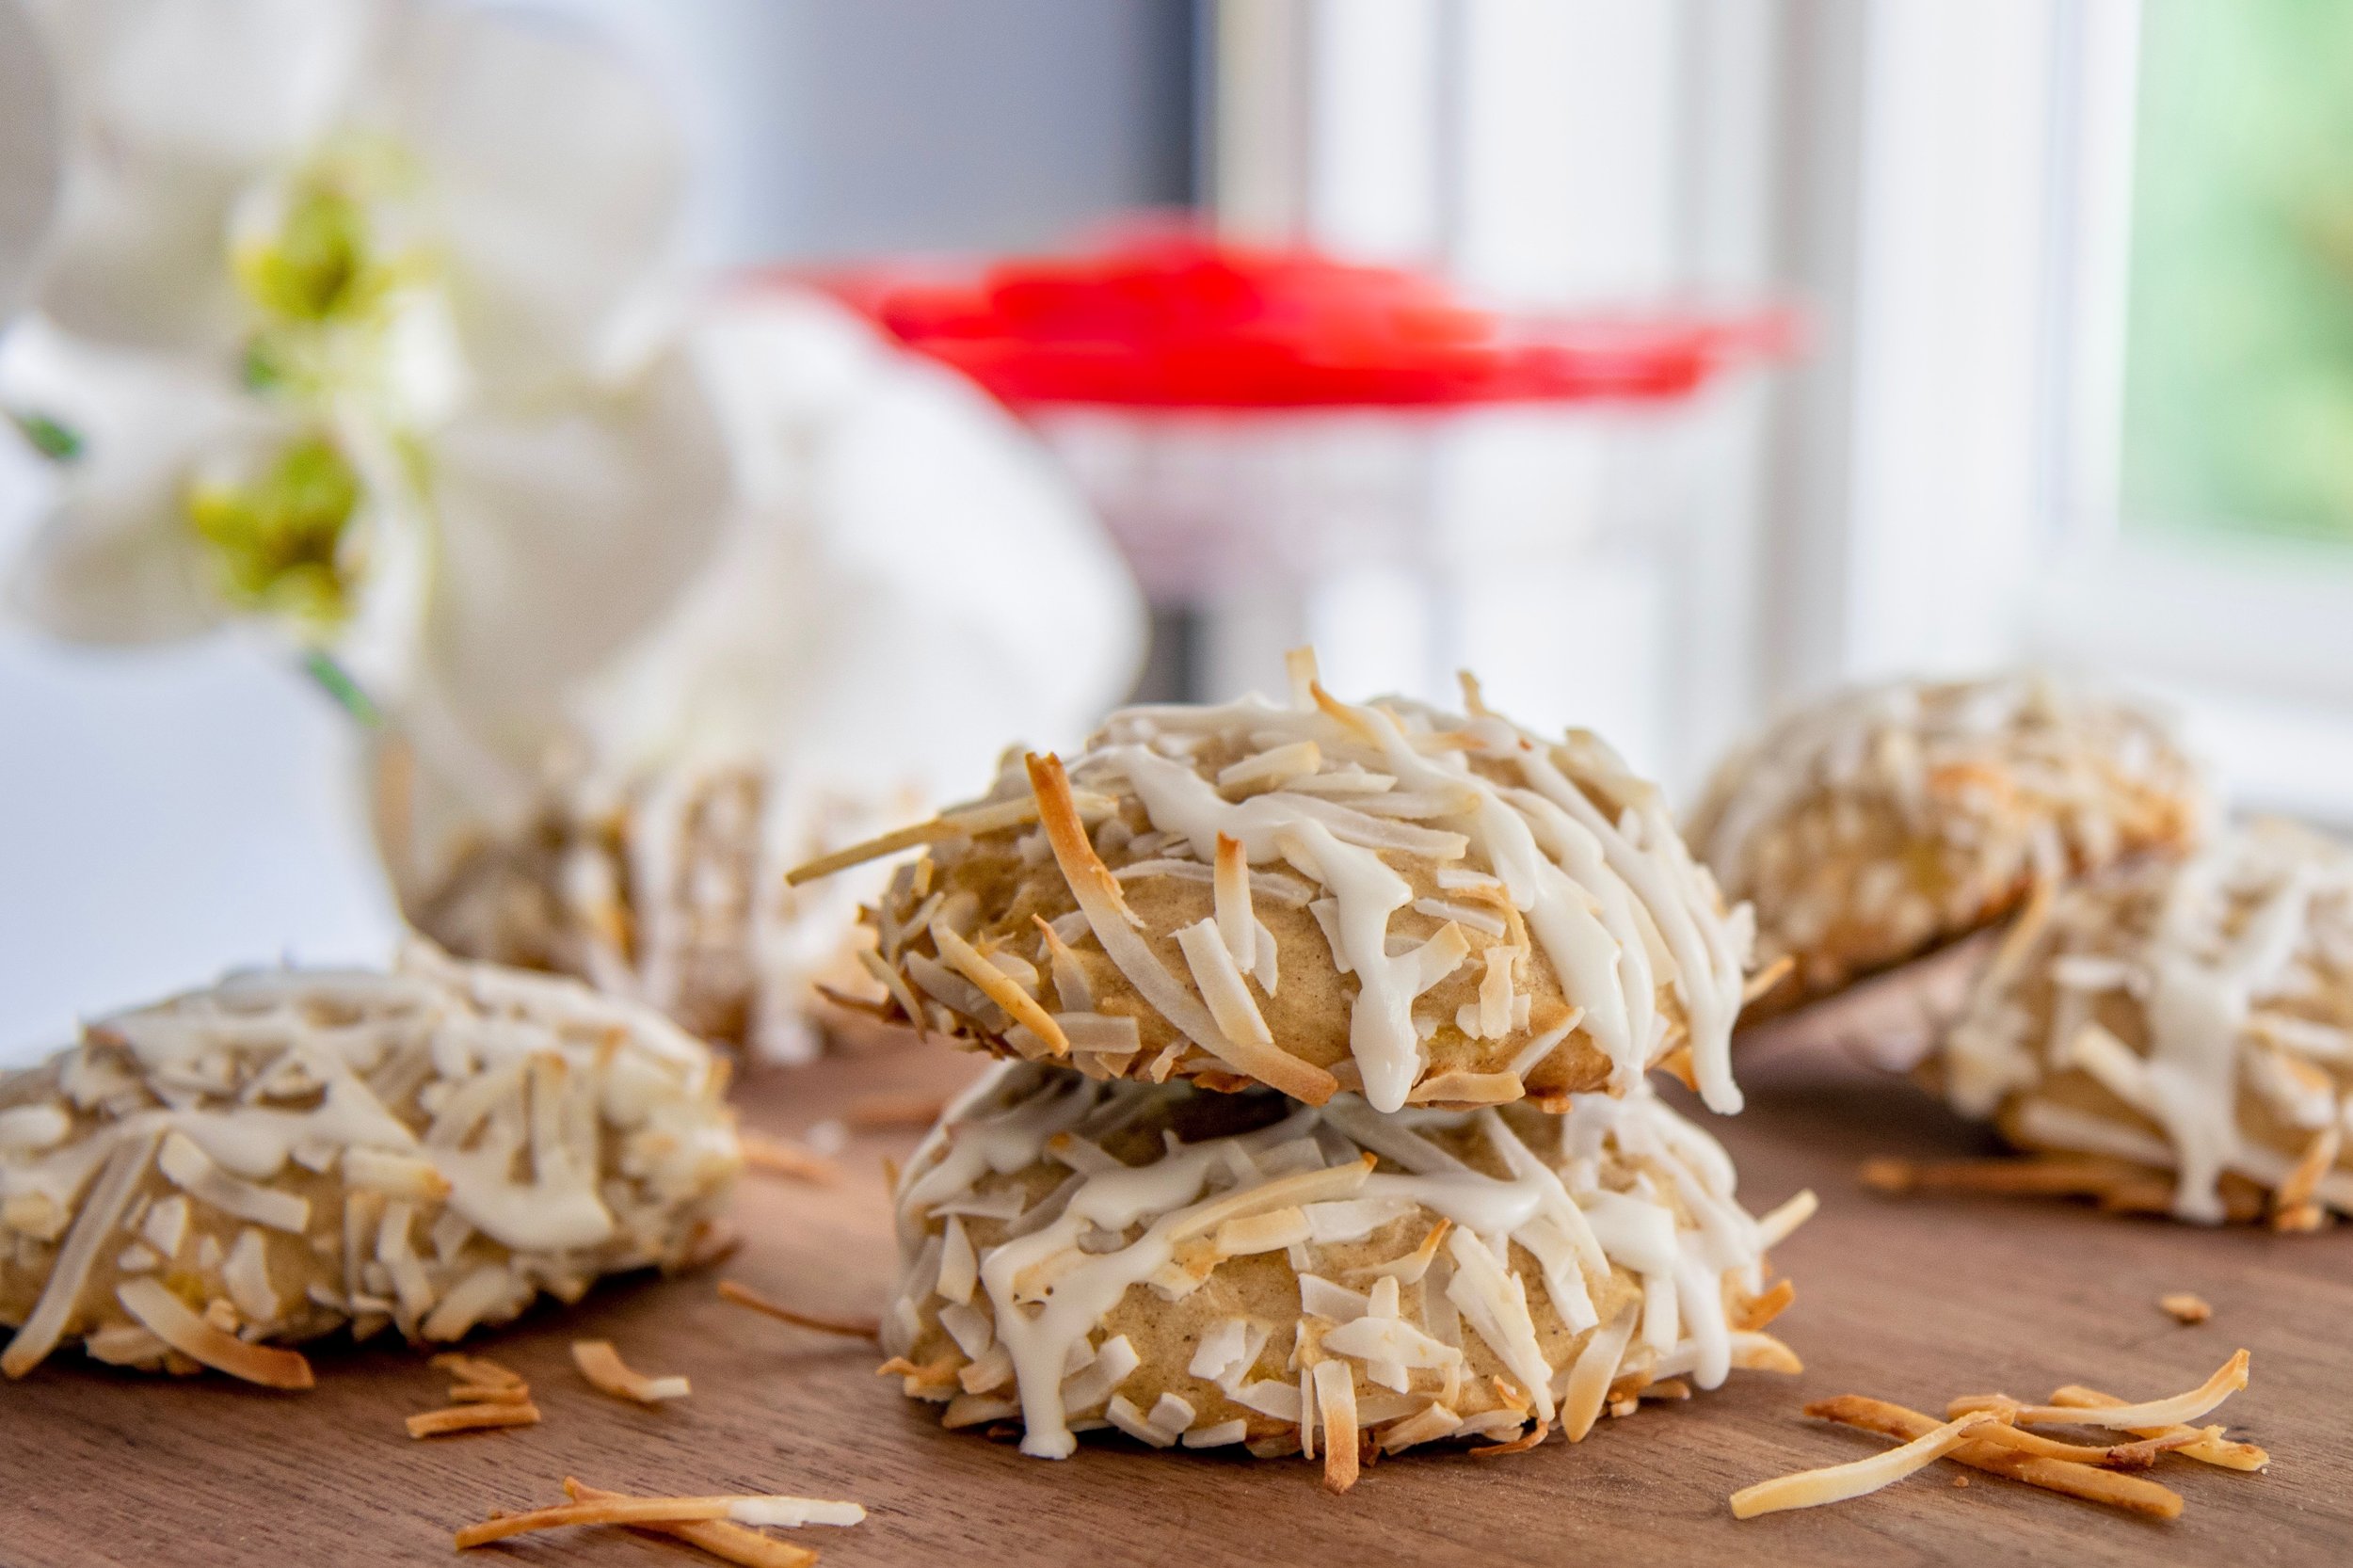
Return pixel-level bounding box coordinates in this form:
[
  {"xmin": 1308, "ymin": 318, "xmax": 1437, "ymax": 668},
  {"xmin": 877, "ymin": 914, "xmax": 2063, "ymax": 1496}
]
[
  {"xmin": 739, "ymin": 1131, "xmax": 843, "ymax": 1185},
  {"xmin": 844, "ymin": 1091, "xmax": 954, "ymax": 1130},
  {"xmin": 2160, "ymin": 1293, "xmax": 2214, "ymax": 1326},
  {"xmin": 717, "ymin": 1278, "xmax": 882, "ymax": 1341},
  {"xmin": 1731, "ymin": 1349, "xmax": 2265, "ymax": 1522},
  {"xmin": 574, "ymin": 1338, "xmax": 691, "ymax": 1404},
  {"xmin": 454, "ymin": 1478, "xmax": 865, "ymax": 1567},
  {"xmin": 408, "ymin": 1352, "xmax": 539, "ymax": 1438}
]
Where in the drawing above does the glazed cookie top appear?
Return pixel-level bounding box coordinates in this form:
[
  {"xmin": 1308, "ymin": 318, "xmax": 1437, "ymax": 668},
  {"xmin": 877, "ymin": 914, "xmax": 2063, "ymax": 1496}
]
[
  {"xmin": 1943, "ymin": 819, "xmax": 2353, "ymax": 1224},
  {"xmin": 1689, "ymin": 672, "xmax": 2207, "ymax": 1010},
  {"xmin": 887, "ymin": 1061, "xmax": 1809, "ymax": 1472},
  {"xmin": 0, "ymin": 939, "xmax": 740, "ymax": 1379},
  {"xmin": 803, "ymin": 656, "xmax": 1754, "ymax": 1115}
]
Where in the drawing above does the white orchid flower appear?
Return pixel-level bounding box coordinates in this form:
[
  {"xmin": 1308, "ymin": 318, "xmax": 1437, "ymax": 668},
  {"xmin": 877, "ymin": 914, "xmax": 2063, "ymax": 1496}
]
[
  {"xmin": 0, "ymin": 0, "xmax": 1151, "ymax": 1037},
  {"xmin": 0, "ymin": 0, "xmax": 709, "ymax": 694},
  {"xmin": 25, "ymin": 0, "xmax": 681, "ymax": 399}
]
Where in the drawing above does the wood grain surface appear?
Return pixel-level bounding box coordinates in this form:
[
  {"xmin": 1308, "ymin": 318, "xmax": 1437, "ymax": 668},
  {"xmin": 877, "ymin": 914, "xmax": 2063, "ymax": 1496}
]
[{"xmin": 1, "ymin": 1000, "xmax": 2342, "ymax": 1567}]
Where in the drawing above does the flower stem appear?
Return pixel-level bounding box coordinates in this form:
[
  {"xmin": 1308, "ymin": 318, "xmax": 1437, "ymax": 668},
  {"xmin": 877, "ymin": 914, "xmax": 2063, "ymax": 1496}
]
[{"xmin": 301, "ymin": 648, "xmax": 382, "ymax": 728}]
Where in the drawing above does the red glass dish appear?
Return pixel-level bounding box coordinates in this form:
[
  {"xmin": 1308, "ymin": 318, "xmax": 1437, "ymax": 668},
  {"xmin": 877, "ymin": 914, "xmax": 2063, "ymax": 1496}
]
[{"xmin": 800, "ymin": 232, "xmax": 1794, "ymax": 410}]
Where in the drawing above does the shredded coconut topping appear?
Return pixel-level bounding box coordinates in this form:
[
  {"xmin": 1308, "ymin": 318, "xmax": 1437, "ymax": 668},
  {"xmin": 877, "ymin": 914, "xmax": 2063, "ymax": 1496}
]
[
  {"xmin": 1691, "ymin": 672, "xmax": 2206, "ymax": 1010},
  {"xmin": 812, "ymin": 653, "xmax": 1753, "ymax": 1114},
  {"xmin": 883, "ymin": 1061, "xmax": 1804, "ymax": 1478},
  {"xmin": 0, "ymin": 940, "xmax": 741, "ymax": 1382},
  {"xmin": 1942, "ymin": 819, "xmax": 2353, "ymax": 1224},
  {"xmin": 411, "ymin": 760, "xmax": 895, "ymax": 1063}
]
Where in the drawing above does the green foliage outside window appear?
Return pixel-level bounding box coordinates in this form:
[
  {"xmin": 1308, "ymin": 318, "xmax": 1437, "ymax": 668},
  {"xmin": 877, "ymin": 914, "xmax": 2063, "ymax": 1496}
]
[{"xmin": 2123, "ymin": 0, "xmax": 2353, "ymax": 547}]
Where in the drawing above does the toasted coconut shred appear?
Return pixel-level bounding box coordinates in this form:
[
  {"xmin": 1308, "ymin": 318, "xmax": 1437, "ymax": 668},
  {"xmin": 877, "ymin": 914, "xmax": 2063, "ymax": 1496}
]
[
  {"xmin": 1948, "ymin": 1349, "xmax": 2250, "ymax": 1432},
  {"xmin": 1689, "ymin": 672, "xmax": 2206, "ymax": 1016},
  {"xmin": 1940, "ymin": 820, "xmax": 2353, "ymax": 1225},
  {"xmin": 1736, "ymin": 1349, "xmax": 2264, "ymax": 1523},
  {"xmin": 0, "ymin": 941, "xmax": 742, "ymax": 1384},
  {"xmin": 1732, "ymin": 1411, "xmax": 2001, "ymax": 1518},
  {"xmin": 573, "ymin": 1338, "xmax": 691, "ymax": 1403},
  {"xmin": 2047, "ymin": 1383, "xmax": 2270, "ymax": 1470},
  {"xmin": 432, "ymin": 1350, "xmax": 525, "ymax": 1387},
  {"xmin": 556, "ymin": 1480, "xmax": 835, "ymax": 1568},
  {"xmin": 408, "ymin": 1352, "xmax": 539, "ymax": 1436},
  {"xmin": 717, "ymin": 1278, "xmax": 881, "ymax": 1340},
  {"xmin": 455, "ymin": 1477, "xmax": 864, "ymax": 1563},
  {"xmin": 792, "ymin": 655, "xmax": 1754, "ymax": 1117},
  {"xmin": 739, "ymin": 1132, "xmax": 843, "ymax": 1185},
  {"xmin": 408, "ymin": 1400, "xmax": 542, "ymax": 1437},
  {"xmin": 883, "ymin": 1060, "xmax": 1806, "ymax": 1489}
]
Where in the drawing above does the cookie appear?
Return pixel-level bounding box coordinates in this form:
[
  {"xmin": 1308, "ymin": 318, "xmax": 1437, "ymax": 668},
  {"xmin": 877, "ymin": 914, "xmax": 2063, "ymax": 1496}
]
[
  {"xmin": 882, "ymin": 1060, "xmax": 1809, "ymax": 1487},
  {"xmin": 803, "ymin": 656, "xmax": 1753, "ymax": 1115},
  {"xmin": 408, "ymin": 760, "xmax": 884, "ymax": 1061},
  {"xmin": 1692, "ymin": 673, "xmax": 2205, "ymax": 1015},
  {"xmin": 1941, "ymin": 819, "xmax": 2353, "ymax": 1224},
  {"xmin": 0, "ymin": 940, "xmax": 740, "ymax": 1383}
]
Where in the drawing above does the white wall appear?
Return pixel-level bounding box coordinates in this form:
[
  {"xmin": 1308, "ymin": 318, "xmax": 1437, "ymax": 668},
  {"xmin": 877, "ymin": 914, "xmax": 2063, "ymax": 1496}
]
[
  {"xmin": 515, "ymin": 0, "xmax": 1196, "ymax": 264},
  {"xmin": 0, "ymin": 625, "xmax": 398, "ymax": 1064}
]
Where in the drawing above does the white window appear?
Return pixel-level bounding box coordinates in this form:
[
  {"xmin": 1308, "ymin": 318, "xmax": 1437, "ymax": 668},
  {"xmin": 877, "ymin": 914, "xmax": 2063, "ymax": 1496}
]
[{"xmin": 1792, "ymin": 0, "xmax": 2353, "ymax": 822}]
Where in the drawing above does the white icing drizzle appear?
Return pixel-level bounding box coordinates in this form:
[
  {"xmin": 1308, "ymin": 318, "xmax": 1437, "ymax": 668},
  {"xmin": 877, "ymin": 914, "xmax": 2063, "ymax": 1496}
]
[
  {"xmin": 1945, "ymin": 820, "xmax": 2353, "ymax": 1222},
  {"xmin": 888, "ymin": 1061, "xmax": 1798, "ymax": 1462},
  {"xmin": 0, "ymin": 941, "xmax": 739, "ymax": 1375},
  {"xmin": 887, "ymin": 662, "xmax": 1749, "ymax": 1112}
]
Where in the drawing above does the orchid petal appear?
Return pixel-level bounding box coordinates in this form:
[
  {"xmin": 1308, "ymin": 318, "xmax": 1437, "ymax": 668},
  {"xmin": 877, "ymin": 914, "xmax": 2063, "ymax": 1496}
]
[
  {"xmin": 0, "ymin": 317, "xmax": 289, "ymax": 642},
  {"xmin": 758, "ymin": 294, "xmax": 1145, "ymax": 787},
  {"xmin": 413, "ymin": 332, "xmax": 730, "ymax": 768},
  {"xmin": 571, "ymin": 291, "xmax": 1145, "ymax": 795},
  {"xmin": 24, "ymin": 0, "xmax": 376, "ymax": 356},
  {"xmin": 362, "ymin": 3, "xmax": 685, "ymax": 403},
  {"xmin": 27, "ymin": 0, "xmax": 370, "ymax": 157},
  {"xmin": 34, "ymin": 153, "xmax": 251, "ymax": 364},
  {"xmin": 376, "ymin": 291, "xmax": 1144, "ymax": 921}
]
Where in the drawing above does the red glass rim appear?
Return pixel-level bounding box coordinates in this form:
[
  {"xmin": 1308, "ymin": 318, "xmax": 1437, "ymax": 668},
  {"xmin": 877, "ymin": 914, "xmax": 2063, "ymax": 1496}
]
[{"xmin": 776, "ymin": 232, "xmax": 1797, "ymax": 409}]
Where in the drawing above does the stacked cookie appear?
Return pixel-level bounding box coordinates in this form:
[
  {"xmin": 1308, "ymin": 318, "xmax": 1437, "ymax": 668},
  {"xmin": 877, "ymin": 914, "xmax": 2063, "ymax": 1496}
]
[{"xmin": 797, "ymin": 654, "xmax": 1805, "ymax": 1487}]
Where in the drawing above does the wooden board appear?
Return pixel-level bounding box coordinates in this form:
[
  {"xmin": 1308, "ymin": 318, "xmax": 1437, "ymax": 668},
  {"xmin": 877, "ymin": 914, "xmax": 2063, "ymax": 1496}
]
[{"xmin": 1, "ymin": 1013, "xmax": 2345, "ymax": 1567}]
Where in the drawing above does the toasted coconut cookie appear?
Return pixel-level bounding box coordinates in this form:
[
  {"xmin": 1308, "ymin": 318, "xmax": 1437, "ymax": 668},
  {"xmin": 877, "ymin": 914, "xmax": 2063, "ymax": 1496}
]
[
  {"xmin": 884, "ymin": 1062, "xmax": 1808, "ymax": 1482},
  {"xmin": 1940, "ymin": 820, "xmax": 2353, "ymax": 1225},
  {"xmin": 1690, "ymin": 673, "xmax": 2206, "ymax": 1016},
  {"xmin": 406, "ymin": 760, "xmax": 885, "ymax": 1062},
  {"xmin": 799, "ymin": 657, "xmax": 1754, "ymax": 1115},
  {"xmin": 0, "ymin": 941, "xmax": 741, "ymax": 1384}
]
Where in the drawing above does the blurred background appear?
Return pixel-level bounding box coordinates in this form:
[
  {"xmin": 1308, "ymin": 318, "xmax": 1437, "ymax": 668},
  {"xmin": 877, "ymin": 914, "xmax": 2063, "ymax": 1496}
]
[{"xmin": 6, "ymin": 0, "xmax": 2351, "ymax": 1058}]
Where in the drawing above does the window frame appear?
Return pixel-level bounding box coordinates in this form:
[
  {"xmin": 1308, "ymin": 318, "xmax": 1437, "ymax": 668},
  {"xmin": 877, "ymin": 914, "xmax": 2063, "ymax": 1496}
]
[{"xmin": 1200, "ymin": 0, "xmax": 1780, "ymax": 789}]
